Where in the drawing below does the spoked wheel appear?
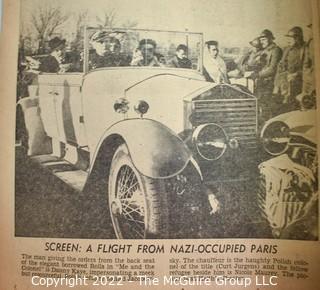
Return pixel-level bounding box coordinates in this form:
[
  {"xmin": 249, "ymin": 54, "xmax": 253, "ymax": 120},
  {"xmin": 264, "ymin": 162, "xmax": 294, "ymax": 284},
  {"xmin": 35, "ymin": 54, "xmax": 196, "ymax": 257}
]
[
  {"xmin": 110, "ymin": 164, "xmax": 147, "ymax": 238},
  {"xmin": 108, "ymin": 144, "xmax": 169, "ymax": 239}
]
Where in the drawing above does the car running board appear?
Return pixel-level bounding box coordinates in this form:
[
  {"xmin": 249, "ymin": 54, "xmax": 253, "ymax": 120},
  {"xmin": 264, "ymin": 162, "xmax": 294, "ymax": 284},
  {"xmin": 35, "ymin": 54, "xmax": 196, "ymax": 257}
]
[{"xmin": 30, "ymin": 154, "xmax": 88, "ymax": 192}]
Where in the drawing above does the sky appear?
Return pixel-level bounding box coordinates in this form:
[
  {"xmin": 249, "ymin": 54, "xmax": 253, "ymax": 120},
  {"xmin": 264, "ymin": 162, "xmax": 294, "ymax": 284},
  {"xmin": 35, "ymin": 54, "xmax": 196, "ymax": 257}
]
[{"xmin": 20, "ymin": 0, "xmax": 313, "ymax": 47}]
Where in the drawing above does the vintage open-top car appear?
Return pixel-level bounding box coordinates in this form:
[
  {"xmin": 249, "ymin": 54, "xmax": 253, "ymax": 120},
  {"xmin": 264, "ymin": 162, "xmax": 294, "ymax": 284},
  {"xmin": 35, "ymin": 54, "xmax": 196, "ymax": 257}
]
[
  {"xmin": 258, "ymin": 96, "xmax": 318, "ymax": 239},
  {"xmin": 16, "ymin": 27, "xmax": 258, "ymax": 239}
]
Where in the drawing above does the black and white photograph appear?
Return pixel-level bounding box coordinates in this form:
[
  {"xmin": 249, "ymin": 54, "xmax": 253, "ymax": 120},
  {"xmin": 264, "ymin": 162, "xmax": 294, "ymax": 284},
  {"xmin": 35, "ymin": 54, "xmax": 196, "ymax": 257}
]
[{"xmin": 15, "ymin": 0, "xmax": 318, "ymax": 240}]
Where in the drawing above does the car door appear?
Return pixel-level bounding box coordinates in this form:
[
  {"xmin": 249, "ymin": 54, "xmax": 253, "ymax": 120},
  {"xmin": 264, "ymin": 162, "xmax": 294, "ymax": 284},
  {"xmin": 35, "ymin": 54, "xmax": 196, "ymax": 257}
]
[
  {"xmin": 38, "ymin": 75, "xmax": 61, "ymax": 141},
  {"xmin": 38, "ymin": 74, "xmax": 87, "ymax": 147}
]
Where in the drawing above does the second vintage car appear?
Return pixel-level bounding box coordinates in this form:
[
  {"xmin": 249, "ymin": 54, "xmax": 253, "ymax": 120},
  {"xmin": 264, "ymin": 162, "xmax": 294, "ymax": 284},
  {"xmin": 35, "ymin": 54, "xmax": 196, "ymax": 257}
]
[{"xmin": 258, "ymin": 92, "xmax": 318, "ymax": 239}]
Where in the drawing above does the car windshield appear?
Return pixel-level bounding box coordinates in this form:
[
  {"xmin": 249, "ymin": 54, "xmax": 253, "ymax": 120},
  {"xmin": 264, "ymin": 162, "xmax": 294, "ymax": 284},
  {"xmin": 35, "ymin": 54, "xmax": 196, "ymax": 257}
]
[{"xmin": 83, "ymin": 27, "xmax": 203, "ymax": 73}]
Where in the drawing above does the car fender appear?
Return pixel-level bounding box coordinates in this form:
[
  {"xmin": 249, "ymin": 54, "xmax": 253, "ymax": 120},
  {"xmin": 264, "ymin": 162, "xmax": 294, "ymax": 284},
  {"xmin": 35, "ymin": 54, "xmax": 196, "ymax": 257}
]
[
  {"xmin": 88, "ymin": 118, "xmax": 194, "ymax": 180},
  {"xmin": 261, "ymin": 110, "xmax": 316, "ymax": 144}
]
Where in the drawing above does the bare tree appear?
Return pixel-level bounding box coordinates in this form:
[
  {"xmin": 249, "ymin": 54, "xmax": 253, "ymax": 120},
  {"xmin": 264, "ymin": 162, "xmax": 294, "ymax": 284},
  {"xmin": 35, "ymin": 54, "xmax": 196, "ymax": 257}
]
[
  {"xmin": 122, "ymin": 20, "xmax": 138, "ymax": 29},
  {"xmin": 76, "ymin": 10, "xmax": 89, "ymax": 30},
  {"xmin": 71, "ymin": 10, "xmax": 89, "ymax": 50},
  {"xmin": 96, "ymin": 9, "xmax": 117, "ymax": 29},
  {"xmin": 96, "ymin": 10, "xmax": 138, "ymax": 30},
  {"xmin": 30, "ymin": 3, "xmax": 69, "ymax": 53}
]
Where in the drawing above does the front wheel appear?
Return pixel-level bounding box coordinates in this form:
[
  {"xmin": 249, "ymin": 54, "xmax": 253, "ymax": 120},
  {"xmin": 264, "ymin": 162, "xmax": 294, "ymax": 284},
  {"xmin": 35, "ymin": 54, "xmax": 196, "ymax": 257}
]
[{"xmin": 108, "ymin": 144, "xmax": 169, "ymax": 239}]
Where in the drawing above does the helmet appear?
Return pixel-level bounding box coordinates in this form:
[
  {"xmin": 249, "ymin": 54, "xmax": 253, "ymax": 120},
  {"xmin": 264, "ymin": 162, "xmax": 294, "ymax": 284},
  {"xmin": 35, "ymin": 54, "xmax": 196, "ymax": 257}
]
[
  {"xmin": 285, "ymin": 26, "xmax": 303, "ymax": 41},
  {"xmin": 259, "ymin": 29, "xmax": 275, "ymax": 40}
]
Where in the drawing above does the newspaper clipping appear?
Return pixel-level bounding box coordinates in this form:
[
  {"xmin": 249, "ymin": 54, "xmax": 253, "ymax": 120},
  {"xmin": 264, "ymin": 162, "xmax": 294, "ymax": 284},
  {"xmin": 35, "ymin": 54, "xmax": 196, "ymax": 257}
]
[{"xmin": 0, "ymin": 0, "xmax": 319, "ymax": 289}]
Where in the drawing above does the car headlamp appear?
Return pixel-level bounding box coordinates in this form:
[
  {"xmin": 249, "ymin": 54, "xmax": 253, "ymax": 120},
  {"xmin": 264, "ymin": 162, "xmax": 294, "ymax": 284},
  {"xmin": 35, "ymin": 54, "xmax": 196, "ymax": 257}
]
[
  {"xmin": 261, "ymin": 121, "xmax": 290, "ymax": 155},
  {"xmin": 192, "ymin": 123, "xmax": 227, "ymax": 161},
  {"xmin": 114, "ymin": 98, "xmax": 129, "ymax": 114},
  {"xmin": 134, "ymin": 100, "xmax": 149, "ymax": 117}
]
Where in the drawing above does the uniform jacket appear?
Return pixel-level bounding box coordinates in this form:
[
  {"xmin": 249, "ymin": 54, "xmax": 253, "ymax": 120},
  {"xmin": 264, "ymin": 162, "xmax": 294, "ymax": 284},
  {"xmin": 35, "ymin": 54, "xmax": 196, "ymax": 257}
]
[
  {"xmin": 257, "ymin": 43, "xmax": 282, "ymax": 80},
  {"xmin": 278, "ymin": 43, "xmax": 306, "ymax": 75},
  {"xmin": 243, "ymin": 49, "xmax": 263, "ymax": 72},
  {"xmin": 302, "ymin": 39, "xmax": 315, "ymax": 94},
  {"xmin": 274, "ymin": 43, "xmax": 306, "ymax": 98}
]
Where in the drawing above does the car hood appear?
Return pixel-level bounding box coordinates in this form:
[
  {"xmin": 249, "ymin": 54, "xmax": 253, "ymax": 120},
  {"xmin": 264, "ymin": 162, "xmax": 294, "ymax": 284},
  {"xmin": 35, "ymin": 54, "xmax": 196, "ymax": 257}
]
[
  {"xmin": 82, "ymin": 68, "xmax": 214, "ymax": 152},
  {"xmin": 263, "ymin": 110, "xmax": 317, "ymax": 144},
  {"xmin": 84, "ymin": 67, "xmax": 206, "ymax": 92},
  {"xmin": 125, "ymin": 73, "xmax": 217, "ymax": 133}
]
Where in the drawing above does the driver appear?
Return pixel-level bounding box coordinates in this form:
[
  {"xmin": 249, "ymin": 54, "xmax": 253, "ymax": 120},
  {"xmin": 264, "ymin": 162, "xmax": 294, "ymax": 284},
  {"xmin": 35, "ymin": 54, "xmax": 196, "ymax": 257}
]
[{"xmin": 89, "ymin": 31, "xmax": 131, "ymax": 70}]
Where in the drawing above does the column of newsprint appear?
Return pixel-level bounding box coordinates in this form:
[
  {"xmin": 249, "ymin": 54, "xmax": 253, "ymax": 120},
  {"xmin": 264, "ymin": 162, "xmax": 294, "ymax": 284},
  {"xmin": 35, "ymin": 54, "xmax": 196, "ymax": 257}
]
[{"xmin": 14, "ymin": 239, "xmax": 320, "ymax": 289}]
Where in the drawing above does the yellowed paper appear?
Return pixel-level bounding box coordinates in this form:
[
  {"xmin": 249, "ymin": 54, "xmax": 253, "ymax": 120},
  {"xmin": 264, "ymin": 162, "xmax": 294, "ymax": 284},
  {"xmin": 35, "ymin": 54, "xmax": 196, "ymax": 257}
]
[{"xmin": 1, "ymin": 0, "xmax": 320, "ymax": 289}]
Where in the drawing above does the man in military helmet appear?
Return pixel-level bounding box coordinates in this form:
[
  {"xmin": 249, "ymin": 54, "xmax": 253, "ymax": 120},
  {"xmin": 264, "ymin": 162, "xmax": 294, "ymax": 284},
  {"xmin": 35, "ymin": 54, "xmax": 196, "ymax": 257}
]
[
  {"xmin": 248, "ymin": 29, "xmax": 282, "ymax": 122},
  {"xmin": 229, "ymin": 37, "xmax": 263, "ymax": 78},
  {"xmin": 274, "ymin": 26, "xmax": 307, "ymax": 110}
]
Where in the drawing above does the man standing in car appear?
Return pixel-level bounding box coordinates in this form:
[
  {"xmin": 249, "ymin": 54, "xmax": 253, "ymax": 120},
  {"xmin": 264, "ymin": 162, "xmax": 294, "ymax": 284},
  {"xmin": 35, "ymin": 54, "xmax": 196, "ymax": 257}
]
[
  {"xmin": 203, "ymin": 40, "xmax": 229, "ymax": 83},
  {"xmin": 249, "ymin": 29, "xmax": 282, "ymax": 121}
]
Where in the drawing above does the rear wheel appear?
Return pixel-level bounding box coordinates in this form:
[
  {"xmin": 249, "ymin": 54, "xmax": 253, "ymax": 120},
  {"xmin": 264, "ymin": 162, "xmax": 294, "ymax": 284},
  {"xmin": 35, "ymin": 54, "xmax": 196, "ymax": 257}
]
[{"xmin": 108, "ymin": 144, "xmax": 169, "ymax": 238}]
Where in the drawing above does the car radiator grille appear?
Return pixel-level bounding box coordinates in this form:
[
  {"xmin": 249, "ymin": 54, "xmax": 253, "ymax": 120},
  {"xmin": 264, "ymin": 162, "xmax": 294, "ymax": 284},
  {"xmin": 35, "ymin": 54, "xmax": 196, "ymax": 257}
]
[{"xmin": 192, "ymin": 99, "xmax": 258, "ymax": 150}]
